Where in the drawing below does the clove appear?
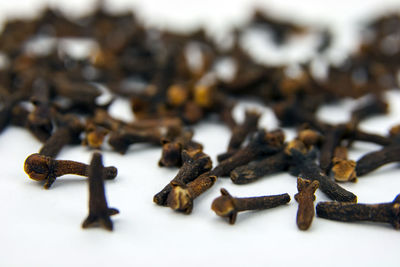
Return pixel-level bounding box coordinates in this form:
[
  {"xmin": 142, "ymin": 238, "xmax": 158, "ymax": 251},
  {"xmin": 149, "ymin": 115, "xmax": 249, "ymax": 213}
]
[
  {"xmin": 24, "ymin": 153, "xmax": 117, "ymax": 189},
  {"xmin": 355, "ymin": 145, "xmax": 400, "ymax": 177},
  {"xmin": 167, "ymin": 171, "xmax": 217, "ymax": 214},
  {"xmin": 153, "ymin": 149, "xmax": 212, "ymax": 206},
  {"xmin": 295, "ymin": 177, "xmax": 319, "ymax": 230},
  {"xmin": 289, "ymin": 149, "xmax": 357, "ymax": 202},
  {"xmin": 211, "ymin": 188, "xmax": 290, "ymax": 224},
  {"xmin": 82, "ymin": 152, "xmax": 119, "ymax": 231},
  {"xmin": 316, "ymin": 194, "xmax": 400, "ymax": 229},
  {"xmin": 212, "ymin": 129, "xmax": 284, "ymax": 177}
]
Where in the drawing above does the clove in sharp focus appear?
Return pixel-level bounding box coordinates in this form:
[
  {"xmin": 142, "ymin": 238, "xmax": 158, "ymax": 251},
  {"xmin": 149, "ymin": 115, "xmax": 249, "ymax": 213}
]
[
  {"xmin": 166, "ymin": 171, "xmax": 217, "ymax": 214},
  {"xmin": 82, "ymin": 152, "xmax": 119, "ymax": 231},
  {"xmin": 295, "ymin": 177, "xmax": 319, "ymax": 230},
  {"xmin": 316, "ymin": 194, "xmax": 400, "ymax": 229},
  {"xmin": 24, "ymin": 153, "xmax": 117, "ymax": 189},
  {"xmin": 211, "ymin": 188, "xmax": 290, "ymax": 224},
  {"xmin": 230, "ymin": 151, "xmax": 288, "ymax": 184},
  {"xmin": 289, "ymin": 149, "xmax": 357, "ymax": 202},
  {"xmin": 153, "ymin": 149, "xmax": 212, "ymax": 206}
]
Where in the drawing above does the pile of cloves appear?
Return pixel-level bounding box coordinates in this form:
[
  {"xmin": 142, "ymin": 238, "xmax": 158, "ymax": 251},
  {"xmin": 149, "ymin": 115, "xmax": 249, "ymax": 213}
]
[{"xmin": 0, "ymin": 4, "xmax": 399, "ymax": 231}]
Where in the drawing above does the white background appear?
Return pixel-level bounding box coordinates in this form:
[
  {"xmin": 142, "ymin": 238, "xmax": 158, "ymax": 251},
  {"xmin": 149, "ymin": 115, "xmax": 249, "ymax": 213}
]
[{"xmin": 1, "ymin": 1, "xmax": 400, "ymax": 266}]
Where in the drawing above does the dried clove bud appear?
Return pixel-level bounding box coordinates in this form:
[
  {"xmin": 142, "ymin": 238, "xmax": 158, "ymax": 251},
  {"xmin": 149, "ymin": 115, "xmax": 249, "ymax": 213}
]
[
  {"xmin": 331, "ymin": 146, "xmax": 357, "ymax": 182},
  {"xmin": 82, "ymin": 122, "xmax": 109, "ymax": 149},
  {"xmin": 227, "ymin": 109, "xmax": 261, "ymax": 152},
  {"xmin": 153, "ymin": 149, "xmax": 212, "ymax": 206},
  {"xmin": 211, "ymin": 188, "xmax": 290, "ymax": 224},
  {"xmin": 82, "ymin": 152, "xmax": 119, "ymax": 231},
  {"xmin": 289, "ymin": 149, "xmax": 357, "ymax": 202},
  {"xmin": 316, "ymin": 194, "xmax": 400, "ymax": 229},
  {"xmin": 212, "ymin": 129, "xmax": 284, "ymax": 177},
  {"xmin": 355, "ymin": 145, "xmax": 400, "ymax": 177},
  {"xmin": 24, "ymin": 153, "xmax": 117, "ymax": 189},
  {"xmin": 167, "ymin": 171, "xmax": 217, "ymax": 214},
  {"xmin": 108, "ymin": 127, "xmax": 164, "ymax": 154},
  {"xmin": 230, "ymin": 151, "xmax": 288, "ymax": 184},
  {"xmin": 158, "ymin": 129, "xmax": 203, "ymax": 167},
  {"xmin": 295, "ymin": 177, "xmax": 319, "ymax": 230}
]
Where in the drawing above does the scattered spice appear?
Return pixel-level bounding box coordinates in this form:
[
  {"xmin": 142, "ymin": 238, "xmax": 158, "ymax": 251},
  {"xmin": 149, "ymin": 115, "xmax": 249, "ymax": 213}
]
[{"xmin": 0, "ymin": 3, "xmax": 398, "ymax": 232}]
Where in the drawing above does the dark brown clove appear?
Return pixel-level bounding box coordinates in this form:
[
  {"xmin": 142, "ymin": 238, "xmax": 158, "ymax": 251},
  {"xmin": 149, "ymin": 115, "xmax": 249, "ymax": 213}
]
[
  {"xmin": 212, "ymin": 129, "xmax": 284, "ymax": 177},
  {"xmin": 38, "ymin": 114, "xmax": 84, "ymax": 158},
  {"xmin": 108, "ymin": 127, "xmax": 164, "ymax": 154},
  {"xmin": 316, "ymin": 194, "xmax": 400, "ymax": 229},
  {"xmin": 355, "ymin": 145, "xmax": 400, "ymax": 177},
  {"xmin": 158, "ymin": 129, "xmax": 203, "ymax": 167},
  {"xmin": 227, "ymin": 109, "xmax": 261, "ymax": 152},
  {"xmin": 82, "ymin": 152, "xmax": 119, "ymax": 231},
  {"xmin": 26, "ymin": 79, "xmax": 54, "ymax": 143},
  {"xmin": 166, "ymin": 171, "xmax": 217, "ymax": 214},
  {"xmin": 24, "ymin": 153, "xmax": 117, "ymax": 189},
  {"xmin": 211, "ymin": 188, "xmax": 290, "ymax": 224},
  {"xmin": 295, "ymin": 177, "xmax": 319, "ymax": 230},
  {"xmin": 153, "ymin": 150, "xmax": 212, "ymax": 206},
  {"xmin": 230, "ymin": 151, "xmax": 288, "ymax": 184},
  {"xmin": 289, "ymin": 149, "xmax": 357, "ymax": 202},
  {"xmin": 217, "ymin": 109, "xmax": 261, "ymax": 162},
  {"xmin": 319, "ymin": 124, "xmax": 347, "ymax": 174}
]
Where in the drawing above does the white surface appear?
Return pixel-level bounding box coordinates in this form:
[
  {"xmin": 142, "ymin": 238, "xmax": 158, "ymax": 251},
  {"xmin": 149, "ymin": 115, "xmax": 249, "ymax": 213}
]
[{"xmin": 1, "ymin": 1, "xmax": 400, "ymax": 267}]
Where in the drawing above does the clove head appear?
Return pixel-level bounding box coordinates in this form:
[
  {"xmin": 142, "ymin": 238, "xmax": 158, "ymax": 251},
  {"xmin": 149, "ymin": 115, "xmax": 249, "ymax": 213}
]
[
  {"xmin": 167, "ymin": 182, "xmax": 193, "ymax": 214},
  {"xmin": 24, "ymin": 153, "xmax": 52, "ymax": 181},
  {"xmin": 331, "ymin": 158, "xmax": 357, "ymax": 182},
  {"xmin": 158, "ymin": 139, "xmax": 182, "ymax": 167},
  {"xmin": 211, "ymin": 188, "xmax": 237, "ymax": 224}
]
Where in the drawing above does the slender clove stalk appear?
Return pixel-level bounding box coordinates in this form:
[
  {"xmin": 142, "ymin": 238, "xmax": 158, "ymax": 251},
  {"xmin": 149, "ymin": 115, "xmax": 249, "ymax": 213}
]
[
  {"xmin": 316, "ymin": 194, "xmax": 400, "ymax": 229},
  {"xmin": 211, "ymin": 188, "xmax": 290, "ymax": 224},
  {"xmin": 24, "ymin": 153, "xmax": 117, "ymax": 189},
  {"xmin": 295, "ymin": 177, "xmax": 319, "ymax": 230},
  {"xmin": 289, "ymin": 149, "xmax": 357, "ymax": 202},
  {"xmin": 230, "ymin": 151, "xmax": 288, "ymax": 184},
  {"xmin": 355, "ymin": 145, "xmax": 400, "ymax": 177},
  {"xmin": 153, "ymin": 150, "xmax": 212, "ymax": 206},
  {"xmin": 82, "ymin": 152, "xmax": 119, "ymax": 231},
  {"xmin": 167, "ymin": 171, "xmax": 217, "ymax": 214}
]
